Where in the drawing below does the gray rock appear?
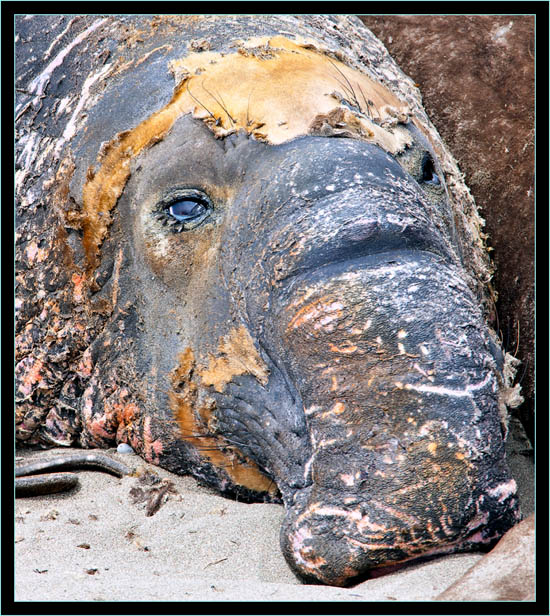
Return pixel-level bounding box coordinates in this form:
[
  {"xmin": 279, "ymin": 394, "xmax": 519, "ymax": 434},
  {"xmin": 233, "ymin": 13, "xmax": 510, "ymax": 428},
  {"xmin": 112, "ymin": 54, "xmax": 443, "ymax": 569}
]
[{"xmin": 435, "ymin": 514, "xmax": 535, "ymax": 601}]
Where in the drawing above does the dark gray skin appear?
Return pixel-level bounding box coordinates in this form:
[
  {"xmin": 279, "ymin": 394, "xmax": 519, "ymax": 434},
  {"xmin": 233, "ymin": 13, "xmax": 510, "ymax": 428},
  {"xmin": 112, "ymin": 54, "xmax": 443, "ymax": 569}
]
[{"xmin": 15, "ymin": 15, "xmax": 521, "ymax": 586}]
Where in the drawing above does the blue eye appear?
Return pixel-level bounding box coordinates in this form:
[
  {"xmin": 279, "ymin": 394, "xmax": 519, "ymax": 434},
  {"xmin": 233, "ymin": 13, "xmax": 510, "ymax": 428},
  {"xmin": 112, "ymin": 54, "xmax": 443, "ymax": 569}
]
[
  {"xmin": 155, "ymin": 189, "xmax": 212, "ymax": 231},
  {"xmin": 169, "ymin": 199, "xmax": 207, "ymax": 221}
]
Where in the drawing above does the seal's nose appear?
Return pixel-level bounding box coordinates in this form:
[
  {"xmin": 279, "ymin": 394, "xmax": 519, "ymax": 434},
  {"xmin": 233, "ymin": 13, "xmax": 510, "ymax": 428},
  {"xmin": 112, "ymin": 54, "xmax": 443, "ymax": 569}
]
[
  {"xmin": 280, "ymin": 468, "xmax": 520, "ymax": 586},
  {"xmin": 270, "ymin": 249, "xmax": 520, "ymax": 586},
  {"xmin": 280, "ymin": 497, "xmax": 366, "ymax": 586},
  {"xmin": 278, "ymin": 435, "xmax": 469, "ymax": 587},
  {"xmin": 279, "ymin": 498, "xmax": 409, "ymax": 586}
]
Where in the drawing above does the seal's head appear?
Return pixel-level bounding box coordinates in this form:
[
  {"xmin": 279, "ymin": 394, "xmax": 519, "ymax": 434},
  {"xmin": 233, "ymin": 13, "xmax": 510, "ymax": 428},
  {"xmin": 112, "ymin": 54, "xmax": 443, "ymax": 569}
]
[{"xmin": 16, "ymin": 16, "xmax": 521, "ymax": 586}]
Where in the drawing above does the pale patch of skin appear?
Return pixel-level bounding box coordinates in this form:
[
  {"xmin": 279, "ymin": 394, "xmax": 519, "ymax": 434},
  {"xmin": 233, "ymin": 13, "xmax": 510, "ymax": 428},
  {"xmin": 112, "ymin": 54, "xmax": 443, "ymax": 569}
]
[
  {"xmin": 80, "ymin": 35, "xmax": 412, "ymax": 275},
  {"xmin": 199, "ymin": 325, "xmax": 270, "ymax": 392},
  {"xmin": 169, "ymin": 35, "xmax": 411, "ymax": 146}
]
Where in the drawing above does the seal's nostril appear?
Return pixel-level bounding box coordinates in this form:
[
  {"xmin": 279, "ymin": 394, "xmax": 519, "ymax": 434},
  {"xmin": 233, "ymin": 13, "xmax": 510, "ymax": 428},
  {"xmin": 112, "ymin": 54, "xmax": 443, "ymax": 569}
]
[
  {"xmin": 279, "ymin": 495, "xmax": 418, "ymax": 586},
  {"xmin": 420, "ymin": 152, "xmax": 440, "ymax": 185},
  {"xmin": 280, "ymin": 507, "xmax": 360, "ymax": 586}
]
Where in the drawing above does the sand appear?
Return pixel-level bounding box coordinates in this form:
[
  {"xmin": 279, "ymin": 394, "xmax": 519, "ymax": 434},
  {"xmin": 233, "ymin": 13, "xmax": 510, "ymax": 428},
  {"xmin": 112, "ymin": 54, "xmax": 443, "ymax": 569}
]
[{"xmin": 14, "ymin": 419, "xmax": 533, "ymax": 603}]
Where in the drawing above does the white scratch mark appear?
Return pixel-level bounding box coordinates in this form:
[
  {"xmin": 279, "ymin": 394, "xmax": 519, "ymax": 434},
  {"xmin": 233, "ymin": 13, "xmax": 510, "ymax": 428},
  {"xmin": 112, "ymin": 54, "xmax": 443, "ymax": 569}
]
[
  {"xmin": 405, "ymin": 372, "xmax": 493, "ymax": 398},
  {"xmin": 56, "ymin": 61, "xmax": 113, "ymax": 153},
  {"xmin": 43, "ymin": 17, "xmax": 80, "ymax": 61},
  {"xmin": 29, "ymin": 18, "xmax": 108, "ymax": 96},
  {"xmin": 487, "ymin": 479, "xmax": 517, "ymax": 501}
]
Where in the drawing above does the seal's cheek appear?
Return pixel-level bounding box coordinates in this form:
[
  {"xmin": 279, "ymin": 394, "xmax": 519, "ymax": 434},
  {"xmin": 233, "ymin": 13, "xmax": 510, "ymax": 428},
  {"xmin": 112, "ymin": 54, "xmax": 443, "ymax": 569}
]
[{"xmin": 137, "ymin": 205, "xmax": 222, "ymax": 288}]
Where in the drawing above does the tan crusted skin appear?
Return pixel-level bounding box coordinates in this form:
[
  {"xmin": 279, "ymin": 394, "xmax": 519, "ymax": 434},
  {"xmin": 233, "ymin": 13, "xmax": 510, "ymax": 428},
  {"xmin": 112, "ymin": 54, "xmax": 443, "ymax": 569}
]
[
  {"xmin": 168, "ymin": 35, "xmax": 411, "ymax": 145},
  {"xmin": 200, "ymin": 326, "xmax": 269, "ymax": 392},
  {"xmin": 170, "ymin": 346, "xmax": 277, "ymax": 496},
  {"xmin": 81, "ymin": 35, "xmax": 411, "ymax": 275}
]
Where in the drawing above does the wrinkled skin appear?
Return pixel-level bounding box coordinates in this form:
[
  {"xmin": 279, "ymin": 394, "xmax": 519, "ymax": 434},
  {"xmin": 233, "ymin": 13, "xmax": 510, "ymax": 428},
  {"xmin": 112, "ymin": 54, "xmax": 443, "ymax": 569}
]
[{"xmin": 15, "ymin": 15, "xmax": 521, "ymax": 586}]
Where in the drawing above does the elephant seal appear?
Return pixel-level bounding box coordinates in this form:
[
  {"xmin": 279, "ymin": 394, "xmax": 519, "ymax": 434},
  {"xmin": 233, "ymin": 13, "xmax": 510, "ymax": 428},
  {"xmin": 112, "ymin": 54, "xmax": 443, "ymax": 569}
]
[{"xmin": 15, "ymin": 14, "xmax": 523, "ymax": 586}]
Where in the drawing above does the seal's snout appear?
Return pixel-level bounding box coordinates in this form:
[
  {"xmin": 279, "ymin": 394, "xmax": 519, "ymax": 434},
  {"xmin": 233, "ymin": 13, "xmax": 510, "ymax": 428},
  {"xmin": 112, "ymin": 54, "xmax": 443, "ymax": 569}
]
[
  {"xmin": 271, "ymin": 240, "xmax": 520, "ymax": 586},
  {"xmin": 282, "ymin": 483, "xmax": 451, "ymax": 586},
  {"xmin": 279, "ymin": 495, "xmax": 412, "ymax": 586},
  {"xmin": 280, "ymin": 501, "xmax": 364, "ymax": 586}
]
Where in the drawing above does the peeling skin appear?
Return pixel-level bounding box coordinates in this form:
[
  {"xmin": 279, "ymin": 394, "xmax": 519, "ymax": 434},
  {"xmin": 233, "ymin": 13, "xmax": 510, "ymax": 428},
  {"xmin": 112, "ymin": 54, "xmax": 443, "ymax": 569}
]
[
  {"xmin": 81, "ymin": 97, "xmax": 180, "ymax": 272},
  {"xmin": 81, "ymin": 35, "xmax": 411, "ymax": 274},
  {"xmin": 169, "ymin": 35, "xmax": 411, "ymax": 146},
  {"xmin": 170, "ymin": 348, "xmax": 277, "ymax": 496},
  {"xmin": 200, "ymin": 326, "xmax": 269, "ymax": 392}
]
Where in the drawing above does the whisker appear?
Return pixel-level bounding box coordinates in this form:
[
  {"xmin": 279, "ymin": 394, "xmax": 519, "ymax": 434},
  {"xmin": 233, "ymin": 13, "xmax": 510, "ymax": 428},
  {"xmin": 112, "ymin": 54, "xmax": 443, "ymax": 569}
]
[
  {"xmin": 331, "ymin": 74, "xmax": 356, "ymax": 104},
  {"xmin": 370, "ymin": 98, "xmax": 381, "ymax": 120},
  {"xmin": 492, "ymin": 298, "xmax": 502, "ymax": 347},
  {"xmin": 201, "ymin": 82, "xmax": 235, "ymax": 126},
  {"xmin": 220, "ymin": 436, "xmax": 249, "ymax": 448},
  {"xmin": 357, "ymin": 82, "xmax": 370, "ymax": 117},
  {"xmin": 246, "ymin": 89, "xmax": 253, "ymax": 127},
  {"xmin": 186, "ymin": 80, "xmax": 216, "ymax": 120},
  {"xmin": 514, "ymin": 320, "xmax": 521, "ymax": 357},
  {"xmin": 518, "ymin": 359, "xmax": 529, "ymax": 384},
  {"xmin": 328, "ymin": 57, "xmax": 361, "ymax": 110},
  {"xmin": 215, "ymin": 88, "xmax": 235, "ymax": 127}
]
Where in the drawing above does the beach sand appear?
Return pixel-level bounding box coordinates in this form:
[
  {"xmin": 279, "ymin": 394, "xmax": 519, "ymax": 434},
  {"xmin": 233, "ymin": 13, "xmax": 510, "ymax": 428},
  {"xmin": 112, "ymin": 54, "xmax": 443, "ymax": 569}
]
[{"xmin": 14, "ymin": 419, "xmax": 533, "ymax": 603}]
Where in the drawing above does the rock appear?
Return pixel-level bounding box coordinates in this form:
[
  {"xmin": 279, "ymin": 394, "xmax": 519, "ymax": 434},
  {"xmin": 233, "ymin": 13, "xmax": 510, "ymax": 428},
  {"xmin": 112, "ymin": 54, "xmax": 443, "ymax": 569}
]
[{"xmin": 435, "ymin": 514, "xmax": 535, "ymax": 601}]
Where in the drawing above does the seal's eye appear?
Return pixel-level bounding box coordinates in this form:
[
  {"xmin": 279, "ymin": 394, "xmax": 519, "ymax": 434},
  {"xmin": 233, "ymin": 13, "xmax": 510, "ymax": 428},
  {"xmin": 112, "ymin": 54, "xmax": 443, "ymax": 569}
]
[
  {"xmin": 169, "ymin": 199, "xmax": 207, "ymax": 222},
  {"xmin": 154, "ymin": 189, "xmax": 212, "ymax": 231},
  {"xmin": 421, "ymin": 152, "xmax": 441, "ymax": 186}
]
